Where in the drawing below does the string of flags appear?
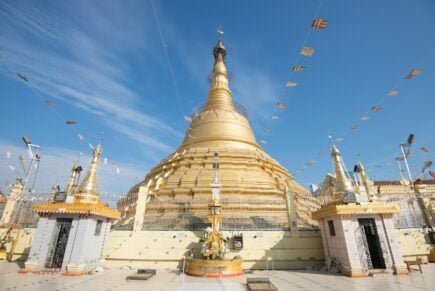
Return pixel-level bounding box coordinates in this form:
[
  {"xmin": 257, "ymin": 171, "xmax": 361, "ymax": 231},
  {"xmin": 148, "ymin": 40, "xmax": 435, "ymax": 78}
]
[
  {"xmin": 0, "ymin": 55, "xmax": 124, "ymax": 180},
  {"xmin": 258, "ymin": 6, "xmax": 329, "ymax": 147},
  {"xmin": 251, "ymin": 9, "xmax": 431, "ymax": 177}
]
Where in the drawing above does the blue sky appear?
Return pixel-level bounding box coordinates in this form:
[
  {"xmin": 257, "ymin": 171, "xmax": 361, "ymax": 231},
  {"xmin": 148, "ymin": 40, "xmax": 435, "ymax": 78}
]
[{"xmin": 0, "ymin": 0, "xmax": 434, "ymax": 202}]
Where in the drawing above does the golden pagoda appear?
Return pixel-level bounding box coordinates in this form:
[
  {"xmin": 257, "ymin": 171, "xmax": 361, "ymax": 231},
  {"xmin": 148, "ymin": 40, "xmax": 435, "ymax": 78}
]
[{"xmin": 115, "ymin": 30, "xmax": 319, "ymax": 232}]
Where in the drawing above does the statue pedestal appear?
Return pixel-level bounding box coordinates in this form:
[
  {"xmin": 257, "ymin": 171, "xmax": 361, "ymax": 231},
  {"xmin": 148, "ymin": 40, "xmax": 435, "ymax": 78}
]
[
  {"xmin": 428, "ymin": 249, "xmax": 435, "ymax": 263},
  {"xmin": 185, "ymin": 258, "xmax": 243, "ymax": 277},
  {"xmin": 0, "ymin": 247, "xmax": 7, "ymax": 260}
]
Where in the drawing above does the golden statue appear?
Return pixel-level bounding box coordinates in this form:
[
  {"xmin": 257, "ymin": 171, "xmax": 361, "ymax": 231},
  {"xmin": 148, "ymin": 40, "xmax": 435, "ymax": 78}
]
[{"xmin": 201, "ymin": 153, "xmax": 226, "ymax": 260}]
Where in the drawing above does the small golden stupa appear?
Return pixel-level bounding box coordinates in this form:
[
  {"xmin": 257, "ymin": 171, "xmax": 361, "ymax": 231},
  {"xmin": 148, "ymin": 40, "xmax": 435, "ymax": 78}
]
[{"xmin": 33, "ymin": 144, "xmax": 120, "ymax": 220}]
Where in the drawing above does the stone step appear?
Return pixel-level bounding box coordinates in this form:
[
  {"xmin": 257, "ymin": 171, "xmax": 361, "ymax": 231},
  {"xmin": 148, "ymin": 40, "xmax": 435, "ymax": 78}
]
[{"xmin": 369, "ymin": 268, "xmax": 392, "ymax": 277}]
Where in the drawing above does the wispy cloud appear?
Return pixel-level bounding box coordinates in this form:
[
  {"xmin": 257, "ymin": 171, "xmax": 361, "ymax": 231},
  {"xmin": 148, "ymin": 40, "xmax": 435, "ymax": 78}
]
[
  {"xmin": 231, "ymin": 62, "xmax": 280, "ymax": 122},
  {"xmin": 0, "ymin": 0, "xmax": 181, "ymax": 157}
]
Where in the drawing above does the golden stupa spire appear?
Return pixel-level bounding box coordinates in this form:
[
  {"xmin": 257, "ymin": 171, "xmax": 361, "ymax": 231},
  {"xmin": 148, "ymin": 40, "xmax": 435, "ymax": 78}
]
[
  {"xmin": 178, "ymin": 28, "xmax": 259, "ymax": 150},
  {"xmin": 331, "ymin": 144, "xmax": 355, "ymax": 198},
  {"xmin": 65, "ymin": 160, "xmax": 80, "ymax": 196},
  {"xmin": 75, "ymin": 144, "xmax": 102, "ymax": 203},
  {"xmin": 355, "ymin": 161, "xmax": 373, "ymax": 199},
  {"xmin": 204, "ymin": 26, "xmax": 235, "ymax": 111}
]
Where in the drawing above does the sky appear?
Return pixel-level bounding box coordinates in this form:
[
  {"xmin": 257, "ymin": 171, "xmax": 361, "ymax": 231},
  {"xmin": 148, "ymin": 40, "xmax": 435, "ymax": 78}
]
[{"xmin": 0, "ymin": 0, "xmax": 434, "ymax": 203}]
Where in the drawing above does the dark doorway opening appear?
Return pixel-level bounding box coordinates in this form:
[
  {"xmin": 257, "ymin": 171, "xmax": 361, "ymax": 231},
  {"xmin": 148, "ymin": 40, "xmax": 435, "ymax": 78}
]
[
  {"xmin": 358, "ymin": 218, "xmax": 386, "ymax": 269},
  {"xmin": 45, "ymin": 218, "xmax": 73, "ymax": 268}
]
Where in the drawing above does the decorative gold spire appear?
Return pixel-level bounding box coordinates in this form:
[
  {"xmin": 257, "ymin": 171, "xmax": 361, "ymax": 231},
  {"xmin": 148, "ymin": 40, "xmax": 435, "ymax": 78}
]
[
  {"xmin": 204, "ymin": 27, "xmax": 235, "ymax": 112},
  {"xmin": 178, "ymin": 28, "xmax": 259, "ymax": 150},
  {"xmin": 356, "ymin": 161, "xmax": 373, "ymax": 200},
  {"xmin": 75, "ymin": 144, "xmax": 102, "ymax": 203},
  {"xmin": 331, "ymin": 145, "xmax": 355, "ymax": 198},
  {"xmin": 65, "ymin": 161, "xmax": 80, "ymax": 196}
]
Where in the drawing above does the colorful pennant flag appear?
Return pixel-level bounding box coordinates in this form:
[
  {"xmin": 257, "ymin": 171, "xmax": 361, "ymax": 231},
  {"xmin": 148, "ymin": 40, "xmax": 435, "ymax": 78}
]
[
  {"xmin": 292, "ymin": 65, "xmax": 305, "ymax": 72},
  {"xmin": 44, "ymin": 100, "xmax": 55, "ymax": 106},
  {"xmin": 312, "ymin": 19, "xmax": 328, "ymax": 29},
  {"xmin": 423, "ymin": 161, "xmax": 432, "ymax": 171},
  {"xmin": 429, "ymin": 171, "xmax": 435, "ymax": 178},
  {"xmin": 405, "ymin": 69, "xmax": 423, "ymax": 79},
  {"xmin": 360, "ymin": 116, "xmax": 370, "ymax": 121},
  {"xmin": 286, "ymin": 81, "xmax": 298, "ymax": 87},
  {"xmin": 277, "ymin": 101, "xmax": 287, "ymax": 109},
  {"xmin": 420, "ymin": 147, "xmax": 429, "ymax": 153},
  {"xmin": 387, "ymin": 90, "xmax": 399, "ymax": 96},
  {"xmin": 300, "ymin": 47, "xmax": 315, "ymax": 57},
  {"xmin": 350, "ymin": 124, "xmax": 358, "ymax": 130},
  {"xmin": 66, "ymin": 120, "xmax": 77, "ymax": 125},
  {"xmin": 371, "ymin": 106, "xmax": 382, "ymax": 112},
  {"xmin": 17, "ymin": 73, "xmax": 28, "ymax": 82}
]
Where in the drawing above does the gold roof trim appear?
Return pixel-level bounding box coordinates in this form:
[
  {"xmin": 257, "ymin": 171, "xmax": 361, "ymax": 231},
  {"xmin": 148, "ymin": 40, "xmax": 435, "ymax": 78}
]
[
  {"xmin": 34, "ymin": 200, "xmax": 120, "ymax": 219},
  {"xmin": 312, "ymin": 202, "xmax": 399, "ymax": 220}
]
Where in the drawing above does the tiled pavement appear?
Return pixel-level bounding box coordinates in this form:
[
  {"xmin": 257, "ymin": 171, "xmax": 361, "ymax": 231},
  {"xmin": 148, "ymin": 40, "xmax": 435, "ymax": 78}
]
[{"xmin": 1, "ymin": 261, "xmax": 434, "ymax": 290}]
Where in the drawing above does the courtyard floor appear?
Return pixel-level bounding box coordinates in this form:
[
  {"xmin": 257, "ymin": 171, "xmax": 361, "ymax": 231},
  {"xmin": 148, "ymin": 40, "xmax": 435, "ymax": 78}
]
[{"xmin": 0, "ymin": 261, "xmax": 434, "ymax": 290}]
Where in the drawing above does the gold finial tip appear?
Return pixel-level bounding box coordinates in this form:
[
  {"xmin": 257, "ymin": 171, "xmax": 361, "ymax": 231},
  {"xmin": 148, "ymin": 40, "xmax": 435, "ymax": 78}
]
[
  {"xmin": 331, "ymin": 144, "xmax": 340, "ymax": 156},
  {"xmin": 214, "ymin": 26, "xmax": 226, "ymax": 59}
]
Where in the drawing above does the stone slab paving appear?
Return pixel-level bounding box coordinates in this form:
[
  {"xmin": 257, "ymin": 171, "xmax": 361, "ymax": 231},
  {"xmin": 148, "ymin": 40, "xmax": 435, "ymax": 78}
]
[{"xmin": 1, "ymin": 262, "xmax": 434, "ymax": 290}]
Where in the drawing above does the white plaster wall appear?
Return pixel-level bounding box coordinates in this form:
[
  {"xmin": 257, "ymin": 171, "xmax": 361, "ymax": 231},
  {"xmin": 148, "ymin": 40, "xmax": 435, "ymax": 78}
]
[
  {"xmin": 26, "ymin": 217, "xmax": 55, "ymax": 269},
  {"xmin": 319, "ymin": 218, "xmax": 350, "ymax": 268},
  {"xmin": 398, "ymin": 228, "xmax": 431, "ymax": 262},
  {"xmin": 341, "ymin": 218, "xmax": 361, "ymax": 268},
  {"xmin": 104, "ymin": 230, "xmax": 324, "ymax": 270},
  {"xmin": 64, "ymin": 218, "xmax": 111, "ymax": 272}
]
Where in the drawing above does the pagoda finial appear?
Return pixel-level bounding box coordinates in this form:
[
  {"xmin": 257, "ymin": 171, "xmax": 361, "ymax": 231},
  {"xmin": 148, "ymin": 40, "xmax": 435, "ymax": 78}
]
[
  {"xmin": 204, "ymin": 27, "xmax": 234, "ymax": 111},
  {"xmin": 331, "ymin": 144, "xmax": 355, "ymax": 199},
  {"xmin": 75, "ymin": 144, "xmax": 102, "ymax": 203},
  {"xmin": 217, "ymin": 25, "xmax": 224, "ymax": 41}
]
